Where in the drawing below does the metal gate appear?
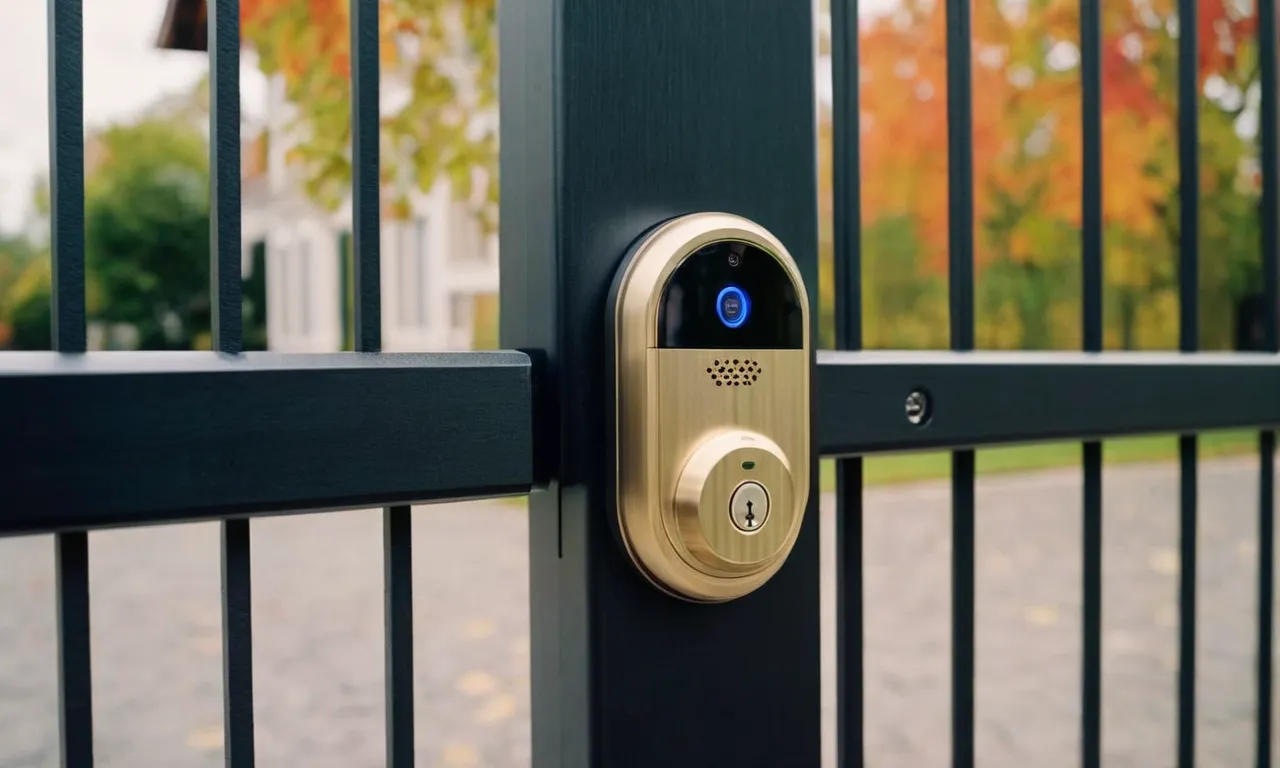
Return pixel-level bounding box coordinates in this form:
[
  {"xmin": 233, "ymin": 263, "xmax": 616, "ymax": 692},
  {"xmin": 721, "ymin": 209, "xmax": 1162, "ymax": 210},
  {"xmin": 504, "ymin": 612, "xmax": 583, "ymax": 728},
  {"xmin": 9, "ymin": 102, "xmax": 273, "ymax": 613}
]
[{"xmin": 3, "ymin": 0, "xmax": 1280, "ymax": 766}]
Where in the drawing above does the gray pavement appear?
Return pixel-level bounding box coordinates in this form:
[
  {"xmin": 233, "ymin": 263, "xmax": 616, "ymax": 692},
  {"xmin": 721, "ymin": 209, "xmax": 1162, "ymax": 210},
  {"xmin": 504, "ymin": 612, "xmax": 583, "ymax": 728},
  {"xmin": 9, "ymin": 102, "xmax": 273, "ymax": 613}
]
[{"xmin": 1, "ymin": 455, "xmax": 1277, "ymax": 767}]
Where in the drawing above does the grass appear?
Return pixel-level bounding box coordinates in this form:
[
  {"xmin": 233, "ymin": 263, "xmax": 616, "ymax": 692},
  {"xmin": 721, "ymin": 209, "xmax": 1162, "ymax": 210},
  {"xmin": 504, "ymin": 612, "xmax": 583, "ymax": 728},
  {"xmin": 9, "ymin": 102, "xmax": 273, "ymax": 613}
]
[{"xmin": 818, "ymin": 429, "xmax": 1262, "ymax": 492}]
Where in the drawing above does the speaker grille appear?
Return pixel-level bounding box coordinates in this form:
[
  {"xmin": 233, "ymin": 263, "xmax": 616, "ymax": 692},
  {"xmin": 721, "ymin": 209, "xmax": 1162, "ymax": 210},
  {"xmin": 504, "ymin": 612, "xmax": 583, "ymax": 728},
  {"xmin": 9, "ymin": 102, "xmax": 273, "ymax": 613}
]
[{"xmin": 706, "ymin": 358, "xmax": 762, "ymax": 387}]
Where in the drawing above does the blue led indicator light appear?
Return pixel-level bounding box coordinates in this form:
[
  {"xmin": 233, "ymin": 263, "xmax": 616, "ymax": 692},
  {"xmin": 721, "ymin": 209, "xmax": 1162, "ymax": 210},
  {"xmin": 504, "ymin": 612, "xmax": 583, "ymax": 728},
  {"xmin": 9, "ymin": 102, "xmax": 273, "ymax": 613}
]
[{"xmin": 715, "ymin": 285, "xmax": 751, "ymax": 329}]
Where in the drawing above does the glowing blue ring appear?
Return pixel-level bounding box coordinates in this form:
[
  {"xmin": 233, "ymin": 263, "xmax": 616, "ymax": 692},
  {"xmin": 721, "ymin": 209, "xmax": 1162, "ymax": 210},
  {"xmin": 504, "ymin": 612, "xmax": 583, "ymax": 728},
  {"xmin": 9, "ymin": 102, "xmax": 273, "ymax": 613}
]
[{"xmin": 715, "ymin": 285, "xmax": 751, "ymax": 329}]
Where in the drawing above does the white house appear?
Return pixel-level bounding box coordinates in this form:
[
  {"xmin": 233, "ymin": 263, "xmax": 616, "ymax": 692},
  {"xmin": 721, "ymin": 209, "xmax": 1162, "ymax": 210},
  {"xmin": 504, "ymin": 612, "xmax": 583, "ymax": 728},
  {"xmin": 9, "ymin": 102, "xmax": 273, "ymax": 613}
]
[{"xmin": 156, "ymin": 0, "xmax": 498, "ymax": 353}]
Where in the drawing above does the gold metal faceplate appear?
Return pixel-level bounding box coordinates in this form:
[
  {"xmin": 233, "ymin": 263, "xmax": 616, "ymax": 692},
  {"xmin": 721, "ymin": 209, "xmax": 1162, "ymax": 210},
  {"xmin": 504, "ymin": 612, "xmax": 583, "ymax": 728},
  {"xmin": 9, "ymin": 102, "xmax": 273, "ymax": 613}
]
[{"xmin": 613, "ymin": 212, "xmax": 811, "ymax": 602}]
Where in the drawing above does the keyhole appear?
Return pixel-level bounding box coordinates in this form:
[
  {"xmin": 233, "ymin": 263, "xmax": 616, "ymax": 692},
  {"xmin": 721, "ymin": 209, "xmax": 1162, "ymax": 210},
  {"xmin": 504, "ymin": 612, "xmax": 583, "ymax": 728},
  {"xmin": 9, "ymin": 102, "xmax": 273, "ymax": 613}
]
[{"xmin": 745, "ymin": 500, "xmax": 756, "ymax": 528}]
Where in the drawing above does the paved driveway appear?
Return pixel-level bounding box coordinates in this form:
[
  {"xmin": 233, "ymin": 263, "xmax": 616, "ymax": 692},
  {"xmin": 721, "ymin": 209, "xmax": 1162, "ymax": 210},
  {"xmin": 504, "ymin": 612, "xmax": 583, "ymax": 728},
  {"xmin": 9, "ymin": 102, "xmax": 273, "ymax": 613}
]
[{"xmin": 1, "ymin": 455, "xmax": 1276, "ymax": 767}]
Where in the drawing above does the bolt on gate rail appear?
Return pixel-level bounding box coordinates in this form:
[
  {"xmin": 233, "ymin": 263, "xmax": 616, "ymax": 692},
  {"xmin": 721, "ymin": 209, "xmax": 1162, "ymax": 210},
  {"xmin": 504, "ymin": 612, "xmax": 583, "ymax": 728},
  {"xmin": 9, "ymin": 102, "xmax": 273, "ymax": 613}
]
[{"xmin": 2, "ymin": 0, "xmax": 1280, "ymax": 767}]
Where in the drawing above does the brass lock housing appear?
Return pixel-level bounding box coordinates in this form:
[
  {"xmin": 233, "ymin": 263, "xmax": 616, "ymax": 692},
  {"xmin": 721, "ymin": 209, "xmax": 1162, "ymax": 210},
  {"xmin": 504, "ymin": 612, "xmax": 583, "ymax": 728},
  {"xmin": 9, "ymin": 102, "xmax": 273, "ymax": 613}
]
[{"xmin": 611, "ymin": 212, "xmax": 811, "ymax": 603}]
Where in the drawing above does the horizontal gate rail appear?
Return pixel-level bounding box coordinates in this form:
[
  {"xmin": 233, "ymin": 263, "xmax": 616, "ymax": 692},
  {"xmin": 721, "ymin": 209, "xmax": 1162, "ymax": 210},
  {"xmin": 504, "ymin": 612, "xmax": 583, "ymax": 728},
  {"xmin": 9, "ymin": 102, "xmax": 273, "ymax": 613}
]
[
  {"xmin": 0, "ymin": 351, "xmax": 534, "ymax": 535},
  {"xmin": 817, "ymin": 350, "xmax": 1280, "ymax": 456}
]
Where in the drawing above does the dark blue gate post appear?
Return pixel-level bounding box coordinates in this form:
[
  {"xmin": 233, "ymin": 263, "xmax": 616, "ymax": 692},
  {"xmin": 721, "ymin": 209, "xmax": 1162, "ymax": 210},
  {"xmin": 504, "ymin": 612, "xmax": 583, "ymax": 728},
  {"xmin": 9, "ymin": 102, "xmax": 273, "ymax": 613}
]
[{"xmin": 499, "ymin": 1, "xmax": 822, "ymax": 766}]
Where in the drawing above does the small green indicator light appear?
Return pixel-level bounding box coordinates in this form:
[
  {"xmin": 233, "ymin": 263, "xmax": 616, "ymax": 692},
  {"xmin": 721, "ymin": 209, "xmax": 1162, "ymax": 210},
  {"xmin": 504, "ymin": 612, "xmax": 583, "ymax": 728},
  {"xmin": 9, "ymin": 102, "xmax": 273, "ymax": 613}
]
[{"xmin": 741, "ymin": 461, "xmax": 756, "ymax": 471}]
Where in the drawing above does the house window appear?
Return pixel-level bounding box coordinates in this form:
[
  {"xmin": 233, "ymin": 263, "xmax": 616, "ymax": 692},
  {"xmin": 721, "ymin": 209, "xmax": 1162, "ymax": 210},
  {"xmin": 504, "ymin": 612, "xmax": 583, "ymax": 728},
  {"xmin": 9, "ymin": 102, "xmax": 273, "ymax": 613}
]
[
  {"xmin": 245, "ymin": 241, "xmax": 268, "ymax": 351},
  {"xmin": 397, "ymin": 223, "xmax": 415, "ymax": 327},
  {"xmin": 298, "ymin": 238, "xmax": 312, "ymax": 336},
  {"xmin": 449, "ymin": 205, "xmax": 485, "ymax": 264},
  {"xmin": 415, "ymin": 217, "xmax": 429, "ymax": 327},
  {"xmin": 395, "ymin": 217, "xmax": 430, "ymax": 330},
  {"xmin": 449, "ymin": 292, "xmax": 474, "ymax": 332},
  {"xmin": 279, "ymin": 240, "xmax": 293, "ymax": 336},
  {"xmin": 276, "ymin": 232, "xmax": 316, "ymax": 340}
]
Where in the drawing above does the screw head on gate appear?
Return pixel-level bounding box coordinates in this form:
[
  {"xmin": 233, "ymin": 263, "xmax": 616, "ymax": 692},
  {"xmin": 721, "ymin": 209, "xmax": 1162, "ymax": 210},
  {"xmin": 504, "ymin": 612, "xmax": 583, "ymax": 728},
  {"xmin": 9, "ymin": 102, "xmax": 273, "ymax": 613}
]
[{"xmin": 904, "ymin": 389, "xmax": 931, "ymax": 426}]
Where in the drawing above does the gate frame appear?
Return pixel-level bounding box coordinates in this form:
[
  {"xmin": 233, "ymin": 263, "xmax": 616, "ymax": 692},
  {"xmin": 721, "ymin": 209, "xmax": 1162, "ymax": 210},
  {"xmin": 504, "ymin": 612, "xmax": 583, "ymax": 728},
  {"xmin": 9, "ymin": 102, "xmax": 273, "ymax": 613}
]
[{"xmin": 2, "ymin": 0, "xmax": 1280, "ymax": 767}]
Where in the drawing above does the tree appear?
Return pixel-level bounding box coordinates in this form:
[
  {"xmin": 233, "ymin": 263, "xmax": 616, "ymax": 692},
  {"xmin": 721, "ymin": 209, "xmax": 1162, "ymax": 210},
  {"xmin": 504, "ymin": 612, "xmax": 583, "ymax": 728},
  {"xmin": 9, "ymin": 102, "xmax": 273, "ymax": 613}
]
[
  {"xmin": 0, "ymin": 119, "xmax": 214, "ymax": 351},
  {"xmin": 240, "ymin": 0, "xmax": 497, "ymax": 225},
  {"xmin": 829, "ymin": 0, "xmax": 1262, "ymax": 350},
  {"xmin": 3, "ymin": 257, "xmax": 52, "ymax": 350},
  {"xmin": 0, "ymin": 229, "xmax": 46, "ymax": 348},
  {"xmin": 84, "ymin": 119, "xmax": 213, "ymax": 349},
  {"xmin": 246, "ymin": 0, "xmax": 1261, "ymax": 351}
]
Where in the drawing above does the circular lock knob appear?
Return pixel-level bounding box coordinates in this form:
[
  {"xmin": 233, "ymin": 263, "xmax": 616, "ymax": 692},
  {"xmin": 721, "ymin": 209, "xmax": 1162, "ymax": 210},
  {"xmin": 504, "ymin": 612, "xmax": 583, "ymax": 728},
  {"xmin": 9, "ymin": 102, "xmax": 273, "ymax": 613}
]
[{"xmin": 671, "ymin": 430, "xmax": 798, "ymax": 578}]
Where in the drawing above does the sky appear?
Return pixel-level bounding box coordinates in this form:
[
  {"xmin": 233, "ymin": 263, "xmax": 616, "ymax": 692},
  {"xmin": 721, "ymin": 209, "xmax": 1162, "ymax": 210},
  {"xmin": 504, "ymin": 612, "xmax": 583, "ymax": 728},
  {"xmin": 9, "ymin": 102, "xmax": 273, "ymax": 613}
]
[{"xmin": 0, "ymin": 0, "xmax": 266, "ymax": 231}]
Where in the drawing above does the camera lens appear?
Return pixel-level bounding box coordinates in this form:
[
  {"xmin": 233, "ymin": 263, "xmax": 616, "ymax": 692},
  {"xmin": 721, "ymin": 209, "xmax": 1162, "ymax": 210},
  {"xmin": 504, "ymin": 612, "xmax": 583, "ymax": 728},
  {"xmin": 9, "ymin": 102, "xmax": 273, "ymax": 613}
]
[
  {"xmin": 727, "ymin": 253, "xmax": 741, "ymax": 267},
  {"xmin": 715, "ymin": 285, "xmax": 751, "ymax": 329}
]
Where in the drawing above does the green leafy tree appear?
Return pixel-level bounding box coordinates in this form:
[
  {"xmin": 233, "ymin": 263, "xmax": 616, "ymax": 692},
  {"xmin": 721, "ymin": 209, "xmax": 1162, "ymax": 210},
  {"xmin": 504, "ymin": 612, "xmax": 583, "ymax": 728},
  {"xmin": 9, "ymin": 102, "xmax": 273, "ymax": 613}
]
[
  {"xmin": 241, "ymin": 0, "xmax": 497, "ymax": 225},
  {"xmin": 818, "ymin": 0, "xmax": 1263, "ymax": 351},
  {"xmin": 0, "ymin": 232, "xmax": 39, "ymax": 286},
  {"xmin": 3, "ymin": 258, "xmax": 52, "ymax": 350},
  {"xmin": 0, "ymin": 233, "xmax": 38, "ymax": 342},
  {"xmin": 84, "ymin": 119, "xmax": 212, "ymax": 349}
]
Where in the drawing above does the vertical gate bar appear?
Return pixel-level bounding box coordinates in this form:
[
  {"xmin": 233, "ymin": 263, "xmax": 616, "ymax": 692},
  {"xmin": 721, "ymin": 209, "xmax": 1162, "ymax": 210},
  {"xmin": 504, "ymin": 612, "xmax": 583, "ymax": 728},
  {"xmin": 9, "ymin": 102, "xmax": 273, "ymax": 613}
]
[
  {"xmin": 54, "ymin": 533, "xmax": 91, "ymax": 768},
  {"xmin": 48, "ymin": 0, "xmax": 85, "ymax": 354},
  {"xmin": 945, "ymin": 2, "xmax": 975, "ymax": 355},
  {"xmin": 1263, "ymin": 432, "xmax": 1277, "ymax": 768},
  {"xmin": 945, "ymin": 0, "xmax": 977, "ymax": 766},
  {"xmin": 348, "ymin": 2, "xmax": 414, "ymax": 764},
  {"xmin": 950, "ymin": 449, "xmax": 976, "ymax": 768},
  {"xmin": 831, "ymin": 0, "xmax": 865, "ymax": 763},
  {"xmin": 381, "ymin": 502, "xmax": 414, "ymax": 768},
  {"xmin": 220, "ymin": 518, "xmax": 254, "ymax": 768},
  {"xmin": 1176, "ymin": 435, "xmax": 1198, "ymax": 766},
  {"xmin": 1175, "ymin": 0, "xmax": 1200, "ymax": 763},
  {"xmin": 1257, "ymin": 0, "xmax": 1279, "ymax": 764},
  {"xmin": 351, "ymin": 0, "xmax": 381, "ymax": 356},
  {"xmin": 1079, "ymin": 0, "xmax": 1104, "ymax": 763},
  {"xmin": 209, "ymin": 2, "xmax": 255, "ymax": 766},
  {"xmin": 210, "ymin": 0, "xmax": 243, "ymax": 356},
  {"xmin": 1081, "ymin": 442, "xmax": 1103, "ymax": 756},
  {"xmin": 47, "ymin": 2, "xmax": 93, "ymax": 766},
  {"xmin": 1079, "ymin": 0, "xmax": 1103, "ymax": 358},
  {"xmin": 1265, "ymin": 0, "xmax": 1280, "ymax": 362}
]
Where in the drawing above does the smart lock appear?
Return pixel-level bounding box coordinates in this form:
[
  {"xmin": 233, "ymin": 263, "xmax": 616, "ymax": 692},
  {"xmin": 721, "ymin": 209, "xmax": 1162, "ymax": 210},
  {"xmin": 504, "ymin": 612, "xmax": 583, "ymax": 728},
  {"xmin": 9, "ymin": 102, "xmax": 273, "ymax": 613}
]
[{"xmin": 610, "ymin": 212, "xmax": 811, "ymax": 603}]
